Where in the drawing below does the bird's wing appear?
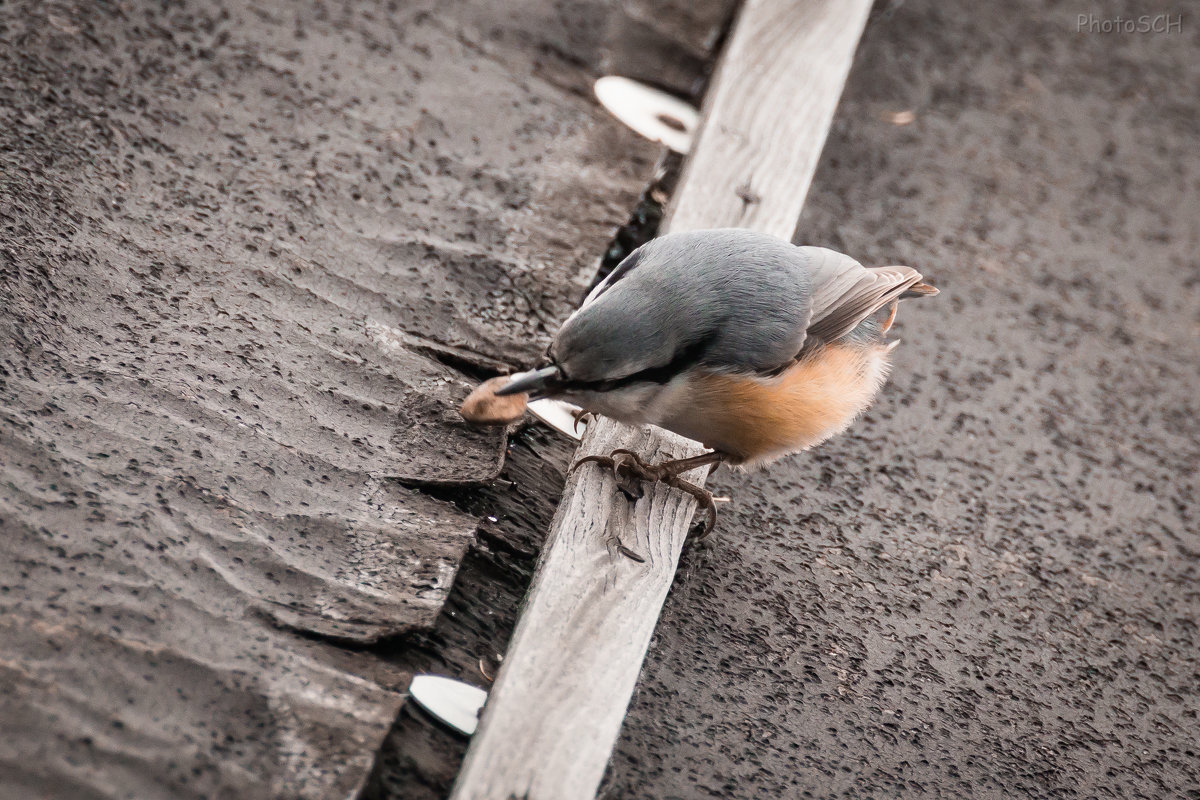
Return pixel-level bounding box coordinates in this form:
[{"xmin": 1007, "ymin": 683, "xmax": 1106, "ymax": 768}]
[
  {"xmin": 803, "ymin": 250, "xmax": 926, "ymax": 345},
  {"xmin": 557, "ymin": 236, "xmax": 927, "ymax": 385},
  {"xmin": 577, "ymin": 247, "xmax": 646, "ymax": 310}
]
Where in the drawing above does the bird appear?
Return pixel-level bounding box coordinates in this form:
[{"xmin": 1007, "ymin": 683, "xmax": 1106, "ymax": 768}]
[{"xmin": 495, "ymin": 228, "xmax": 938, "ymax": 534}]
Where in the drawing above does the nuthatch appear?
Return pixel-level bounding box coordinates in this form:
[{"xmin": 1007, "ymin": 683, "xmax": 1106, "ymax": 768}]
[{"xmin": 497, "ymin": 228, "xmax": 938, "ymax": 532}]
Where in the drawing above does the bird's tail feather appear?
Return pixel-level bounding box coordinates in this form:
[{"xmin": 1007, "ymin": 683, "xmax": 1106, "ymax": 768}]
[{"xmin": 899, "ymin": 282, "xmax": 939, "ymax": 299}]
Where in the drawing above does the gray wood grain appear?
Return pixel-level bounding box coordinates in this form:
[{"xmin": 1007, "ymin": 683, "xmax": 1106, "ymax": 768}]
[
  {"xmin": 670, "ymin": 0, "xmax": 874, "ymax": 234},
  {"xmin": 449, "ymin": 1, "xmax": 874, "ymax": 797}
]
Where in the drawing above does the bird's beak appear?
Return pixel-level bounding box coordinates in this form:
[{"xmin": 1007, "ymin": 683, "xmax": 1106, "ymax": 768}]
[{"xmin": 494, "ymin": 366, "xmax": 562, "ymax": 398}]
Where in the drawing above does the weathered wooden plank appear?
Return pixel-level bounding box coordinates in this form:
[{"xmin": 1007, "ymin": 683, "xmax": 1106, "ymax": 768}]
[
  {"xmin": 670, "ymin": 0, "xmax": 873, "ymax": 233},
  {"xmin": 449, "ymin": 422, "xmax": 707, "ymax": 799},
  {"xmin": 449, "ymin": 1, "xmax": 874, "ymax": 798}
]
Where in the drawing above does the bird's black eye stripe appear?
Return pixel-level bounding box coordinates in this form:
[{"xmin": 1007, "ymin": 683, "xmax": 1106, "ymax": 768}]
[{"xmin": 562, "ymin": 329, "xmax": 717, "ymax": 393}]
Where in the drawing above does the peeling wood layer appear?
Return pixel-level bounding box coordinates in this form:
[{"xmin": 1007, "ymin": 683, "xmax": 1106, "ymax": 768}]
[{"xmin": 0, "ymin": 0, "xmax": 686, "ymax": 795}]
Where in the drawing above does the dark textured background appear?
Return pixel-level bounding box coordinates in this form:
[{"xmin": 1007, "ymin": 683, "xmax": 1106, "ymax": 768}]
[
  {"xmin": 0, "ymin": 0, "xmax": 730, "ymax": 796},
  {"xmin": 376, "ymin": 1, "xmax": 1200, "ymax": 798},
  {"xmin": 604, "ymin": 1, "xmax": 1200, "ymax": 797},
  {"xmin": 4, "ymin": 0, "xmax": 1198, "ymax": 797}
]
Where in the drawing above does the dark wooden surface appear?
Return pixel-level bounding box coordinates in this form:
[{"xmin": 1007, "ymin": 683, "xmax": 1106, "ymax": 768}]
[
  {"xmin": 604, "ymin": 1, "xmax": 1200, "ymax": 797},
  {"xmin": 0, "ymin": 0, "xmax": 680, "ymax": 796},
  {"xmin": 376, "ymin": 2, "xmax": 1200, "ymax": 799}
]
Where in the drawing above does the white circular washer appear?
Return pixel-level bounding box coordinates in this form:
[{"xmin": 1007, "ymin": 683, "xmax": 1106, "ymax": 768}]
[
  {"xmin": 528, "ymin": 398, "xmax": 587, "ymax": 441},
  {"xmin": 594, "ymin": 76, "xmax": 698, "ymax": 154},
  {"xmin": 409, "ymin": 675, "xmax": 488, "ymax": 736}
]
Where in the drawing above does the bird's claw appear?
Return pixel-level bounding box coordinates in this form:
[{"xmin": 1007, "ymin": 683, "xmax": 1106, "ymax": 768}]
[
  {"xmin": 572, "ymin": 449, "xmax": 648, "ymax": 500},
  {"xmin": 669, "ymin": 474, "xmax": 718, "ymax": 543},
  {"xmin": 571, "ymin": 449, "xmax": 719, "ymax": 540}
]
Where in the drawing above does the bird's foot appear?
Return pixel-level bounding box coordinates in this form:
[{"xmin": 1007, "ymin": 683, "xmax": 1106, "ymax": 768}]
[
  {"xmin": 571, "ymin": 449, "xmax": 721, "ymax": 539},
  {"xmin": 573, "ymin": 448, "xmax": 654, "ymax": 499}
]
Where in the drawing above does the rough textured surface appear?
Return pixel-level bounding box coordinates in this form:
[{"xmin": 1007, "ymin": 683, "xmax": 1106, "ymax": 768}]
[
  {"xmin": 365, "ymin": 425, "xmax": 577, "ymax": 800},
  {"xmin": 449, "ymin": 0, "xmax": 876, "ymax": 793},
  {"xmin": 449, "ymin": 418, "xmax": 710, "ymax": 800},
  {"xmin": 0, "ymin": 0, "xmax": 669, "ymax": 796},
  {"xmin": 367, "ymin": 2, "xmax": 737, "ymax": 797},
  {"xmin": 605, "ymin": 1, "xmax": 1200, "ymax": 798},
  {"xmin": 368, "ymin": 1, "xmax": 1199, "ymax": 797}
]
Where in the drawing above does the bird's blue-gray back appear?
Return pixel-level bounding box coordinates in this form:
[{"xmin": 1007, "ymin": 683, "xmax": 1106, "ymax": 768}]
[{"xmin": 552, "ymin": 230, "xmax": 873, "ymax": 383}]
